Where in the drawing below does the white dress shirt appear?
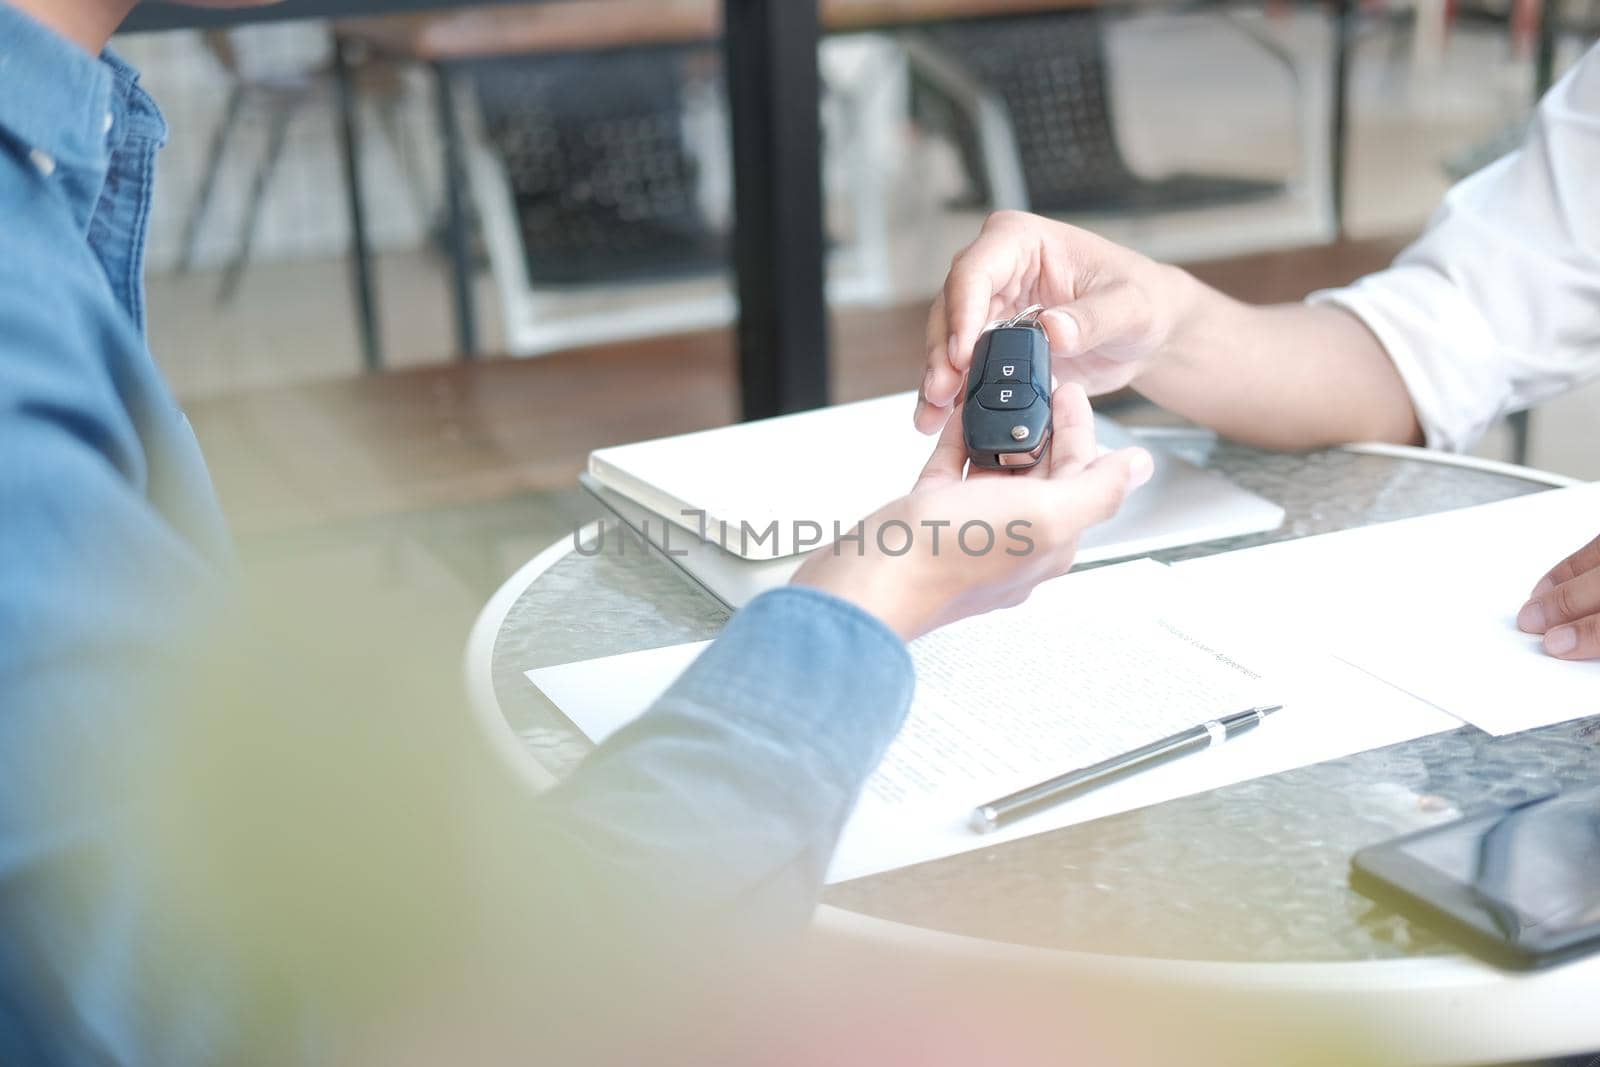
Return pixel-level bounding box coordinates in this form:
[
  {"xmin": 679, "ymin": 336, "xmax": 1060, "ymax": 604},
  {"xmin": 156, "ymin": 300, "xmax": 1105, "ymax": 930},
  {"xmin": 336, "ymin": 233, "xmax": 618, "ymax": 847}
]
[{"xmin": 1310, "ymin": 44, "xmax": 1600, "ymax": 452}]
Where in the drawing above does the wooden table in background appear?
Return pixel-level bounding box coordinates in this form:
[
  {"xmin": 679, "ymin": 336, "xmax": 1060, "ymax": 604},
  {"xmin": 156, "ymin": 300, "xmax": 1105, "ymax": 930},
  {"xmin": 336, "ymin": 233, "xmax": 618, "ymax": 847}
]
[{"xmin": 337, "ymin": 0, "xmax": 1112, "ymax": 58}]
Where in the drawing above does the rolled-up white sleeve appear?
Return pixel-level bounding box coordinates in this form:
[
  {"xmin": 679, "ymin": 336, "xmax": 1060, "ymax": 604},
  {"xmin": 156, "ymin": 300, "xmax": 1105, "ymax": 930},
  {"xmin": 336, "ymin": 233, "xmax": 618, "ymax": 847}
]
[{"xmin": 1308, "ymin": 45, "xmax": 1600, "ymax": 452}]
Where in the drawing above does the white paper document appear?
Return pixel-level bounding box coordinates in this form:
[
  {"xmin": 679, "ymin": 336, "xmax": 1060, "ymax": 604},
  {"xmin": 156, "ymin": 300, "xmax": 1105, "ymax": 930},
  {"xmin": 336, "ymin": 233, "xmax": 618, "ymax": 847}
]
[
  {"xmin": 528, "ymin": 561, "xmax": 1457, "ymax": 883},
  {"xmin": 1176, "ymin": 482, "xmax": 1600, "ymax": 736}
]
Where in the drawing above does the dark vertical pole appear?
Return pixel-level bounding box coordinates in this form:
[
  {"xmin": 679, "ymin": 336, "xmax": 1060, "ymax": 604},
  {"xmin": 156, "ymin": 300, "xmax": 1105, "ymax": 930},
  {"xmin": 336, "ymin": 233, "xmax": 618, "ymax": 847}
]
[
  {"xmin": 1506, "ymin": 410, "xmax": 1532, "ymax": 464},
  {"xmin": 1329, "ymin": 0, "xmax": 1353, "ymax": 239},
  {"xmin": 435, "ymin": 62, "xmax": 479, "ymax": 360},
  {"xmin": 334, "ymin": 36, "xmax": 383, "ymax": 372},
  {"xmin": 1534, "ymin": 0, "xmax": 1558, "ymax": 94},
  {"xmin": 722, "ymin": 0, "xmax": 829, "ymax": 420}
]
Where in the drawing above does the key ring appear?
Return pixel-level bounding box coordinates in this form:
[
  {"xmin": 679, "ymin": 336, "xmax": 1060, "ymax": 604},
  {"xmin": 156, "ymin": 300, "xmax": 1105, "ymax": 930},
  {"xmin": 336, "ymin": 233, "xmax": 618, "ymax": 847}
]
[
  {"xmin": 1003, "ymin": 304, "xmax": 1047, "ymax": 328},
  {"xmin": 983, "ymin": 304, "xmax": 1047, "ymax": 332}
]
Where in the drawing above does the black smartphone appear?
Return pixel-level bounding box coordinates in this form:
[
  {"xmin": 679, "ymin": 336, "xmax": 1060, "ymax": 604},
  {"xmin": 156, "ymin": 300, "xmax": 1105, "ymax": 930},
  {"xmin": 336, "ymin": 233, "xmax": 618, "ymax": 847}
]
[{"xmin": 1351, "ymin": 787, "xmax": 1600, "ymax": 970}]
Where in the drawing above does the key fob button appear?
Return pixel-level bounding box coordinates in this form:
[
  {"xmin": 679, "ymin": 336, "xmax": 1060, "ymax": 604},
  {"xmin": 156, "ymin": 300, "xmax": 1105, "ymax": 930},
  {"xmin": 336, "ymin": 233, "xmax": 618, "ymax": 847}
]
[
  {"xmin": 977, "ymin": 327, "xmax": 1037, "ymax": 384},
  {"xmin": 982, "ymin": 359, "xmax": 1030, "ymax": 384},
  {"xmin": 975, "ymin": 383, "xmax": 1032, "ymax": 410}
]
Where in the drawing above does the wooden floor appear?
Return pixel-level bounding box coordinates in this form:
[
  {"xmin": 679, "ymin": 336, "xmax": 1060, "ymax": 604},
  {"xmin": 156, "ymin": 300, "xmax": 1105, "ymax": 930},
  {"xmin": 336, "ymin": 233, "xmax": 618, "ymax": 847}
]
[{"xmin": 188, "ymin": 236, "xmax": 1410, "ymax": 536}]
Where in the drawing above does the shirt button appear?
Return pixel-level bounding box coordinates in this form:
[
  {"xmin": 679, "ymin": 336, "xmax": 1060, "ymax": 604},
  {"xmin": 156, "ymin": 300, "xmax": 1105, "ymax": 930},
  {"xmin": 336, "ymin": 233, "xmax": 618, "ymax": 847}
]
[
  {"xmin": 103, "ymin": 112, "xmax": 114, "ymax": 135},
  {"xmin": 28, "ymin": 148, "xmax": 56, "ymax": 177}
]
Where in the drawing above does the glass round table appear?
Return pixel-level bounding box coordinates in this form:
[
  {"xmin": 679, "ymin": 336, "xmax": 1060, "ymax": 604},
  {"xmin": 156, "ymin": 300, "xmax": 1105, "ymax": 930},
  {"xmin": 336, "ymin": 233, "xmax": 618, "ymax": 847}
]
[{"xmin": 469, "ymin": 434, "xmax": 1599, "ymax": 1064}]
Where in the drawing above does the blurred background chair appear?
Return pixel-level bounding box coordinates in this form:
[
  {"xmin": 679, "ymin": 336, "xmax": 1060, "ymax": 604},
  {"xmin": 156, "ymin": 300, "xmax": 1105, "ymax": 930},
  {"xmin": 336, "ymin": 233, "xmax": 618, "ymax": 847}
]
[
  {"xmin": 903, "ymin": 10, "xmax": 1286, "ymax": 216},
  {"xmin": 470, "ymin": 48, "xmax": 724, "ymax": 289},
  {"xmin": 460, "ymin": 45, "xmax": 736, "ymax": 355},
  {"xmin": 178, "ymin": 29, "xmax": 430, "ymax": 307},
  {"xmin": 457, "ymin": 32, "xmax": 901, "ymax": 356}
]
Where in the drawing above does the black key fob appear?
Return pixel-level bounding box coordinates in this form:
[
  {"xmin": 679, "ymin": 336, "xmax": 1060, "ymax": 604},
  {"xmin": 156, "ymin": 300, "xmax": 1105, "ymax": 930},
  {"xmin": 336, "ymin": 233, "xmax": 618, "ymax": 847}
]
[{"xmin": 962, "ymin": 306, "xmax": 1052, "ymax": 470}]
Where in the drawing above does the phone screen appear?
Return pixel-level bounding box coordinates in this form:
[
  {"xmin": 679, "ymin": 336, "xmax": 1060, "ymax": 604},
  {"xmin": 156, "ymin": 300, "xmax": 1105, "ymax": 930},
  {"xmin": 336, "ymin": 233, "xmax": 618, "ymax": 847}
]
[{"xmin": 1357, "ymin": 789, "xmax": 1600, "ymax": 962}]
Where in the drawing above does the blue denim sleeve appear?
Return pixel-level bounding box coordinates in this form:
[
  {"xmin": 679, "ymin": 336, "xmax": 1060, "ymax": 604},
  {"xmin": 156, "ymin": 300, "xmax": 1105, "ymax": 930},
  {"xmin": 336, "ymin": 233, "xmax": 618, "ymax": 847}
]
[
  {"xmin": 0, "ymin": 171, "xmax": 226, "ymax": 1065},
  {"xmin": 537, "ymin": 586, "xmax": 916, "ymax": 930}
]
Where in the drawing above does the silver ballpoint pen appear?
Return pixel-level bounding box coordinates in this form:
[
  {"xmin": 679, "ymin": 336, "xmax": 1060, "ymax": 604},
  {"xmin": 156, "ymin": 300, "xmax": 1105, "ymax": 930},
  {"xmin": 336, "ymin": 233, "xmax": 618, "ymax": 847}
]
[{"xmin": 970, "ymin": 704, "xmax": 1283, "ymax": 834}]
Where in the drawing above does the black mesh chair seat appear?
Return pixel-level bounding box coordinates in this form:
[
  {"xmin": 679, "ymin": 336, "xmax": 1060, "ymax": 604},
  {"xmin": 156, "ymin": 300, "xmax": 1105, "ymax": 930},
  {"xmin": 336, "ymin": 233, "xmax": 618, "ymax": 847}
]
[
  {"xmin": 921, "ymin": 12, "xmax": 1283, "ymax": 215},
  {"xmin": 469, "ymin": 49, "xmax": 725, "ymax": 287}
]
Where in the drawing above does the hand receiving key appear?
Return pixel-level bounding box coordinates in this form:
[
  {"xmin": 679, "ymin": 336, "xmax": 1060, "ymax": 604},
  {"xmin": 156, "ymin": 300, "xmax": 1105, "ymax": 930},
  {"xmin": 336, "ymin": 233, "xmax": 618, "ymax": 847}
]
[{"xmin": 793, "ymin": 384, "xmax": 1152, "ymax": 641}]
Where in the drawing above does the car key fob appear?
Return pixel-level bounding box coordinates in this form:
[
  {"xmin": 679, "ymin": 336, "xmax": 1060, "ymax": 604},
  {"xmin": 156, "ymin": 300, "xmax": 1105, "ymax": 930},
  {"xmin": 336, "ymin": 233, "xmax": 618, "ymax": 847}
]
[{"xmin": 962, "ymin": 305, "xmax": 1052, "ymax": 470}]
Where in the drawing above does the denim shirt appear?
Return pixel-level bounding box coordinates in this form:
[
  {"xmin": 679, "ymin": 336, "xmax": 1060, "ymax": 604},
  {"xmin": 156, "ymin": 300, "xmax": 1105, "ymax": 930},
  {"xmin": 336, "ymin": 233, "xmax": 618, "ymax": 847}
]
[{"xmin": 0, "ymin": 7, "xmax": 913, "ymax": 1064}]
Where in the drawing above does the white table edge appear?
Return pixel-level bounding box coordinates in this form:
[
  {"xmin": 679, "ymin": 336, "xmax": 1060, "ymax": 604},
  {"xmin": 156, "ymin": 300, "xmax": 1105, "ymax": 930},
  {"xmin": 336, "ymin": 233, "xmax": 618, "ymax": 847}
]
[
  {"xmin": 462, "ymin": 519, "xmax": 606, "ymax": 791},
  {"xmin": 1340, "ymin": 440, "xmax": 1584, "ymax": 488}
]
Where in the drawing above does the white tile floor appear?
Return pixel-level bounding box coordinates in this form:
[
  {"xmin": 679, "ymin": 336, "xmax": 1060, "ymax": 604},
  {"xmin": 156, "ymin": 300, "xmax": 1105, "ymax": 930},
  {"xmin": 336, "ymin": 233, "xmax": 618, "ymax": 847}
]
[{"xmin": 144, "ymin": 14, "xmax": 1598, "ymax": 480}]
